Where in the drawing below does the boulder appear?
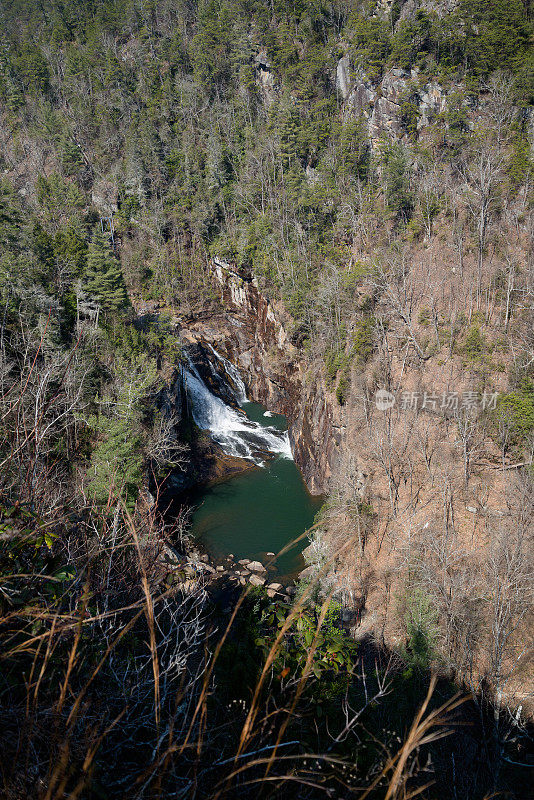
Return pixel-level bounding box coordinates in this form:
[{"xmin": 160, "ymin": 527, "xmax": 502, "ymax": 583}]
[
  {"xmin": 161, "ymin": 546, "xmax": 181, "ymax": 567},
  {"xmin": 248, "ymin": 560, "xmax": 266, "ymax": 573},
  {"xmin": 249, "ymin": 574, "xmax": 266, "ymax": 587}
]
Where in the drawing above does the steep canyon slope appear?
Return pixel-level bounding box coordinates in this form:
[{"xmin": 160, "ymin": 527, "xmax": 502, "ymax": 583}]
[
  {"xmin": 184, "ymin": 240, "xmax": 533, "ymax": 714},
  {"xmin": 0, "ymin": 0, "xmax": 533, "ymax": 796}
]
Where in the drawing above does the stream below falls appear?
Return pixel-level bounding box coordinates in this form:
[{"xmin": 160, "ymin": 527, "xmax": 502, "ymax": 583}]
[{"xmin": 180, "ymin": 347, "xmax": 322, "ymax": 579}]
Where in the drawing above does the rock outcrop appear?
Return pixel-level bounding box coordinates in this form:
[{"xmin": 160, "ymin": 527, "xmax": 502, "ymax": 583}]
[
  {"xmin": 341, "ymin": 62, "xmax": 446, "ymax": 145},
  {"xmin": 336, "ymin": 54, "xmax": 351, "ymax": 101},
  {"xmin": 255, "ymin": 49, "xmax": 277, "ymax": 105}
]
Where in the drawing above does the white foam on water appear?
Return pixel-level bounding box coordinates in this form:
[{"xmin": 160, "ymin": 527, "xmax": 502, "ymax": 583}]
[{"xmin": 183, "ymin": 352, "xmax": 292, "ymax": 465}]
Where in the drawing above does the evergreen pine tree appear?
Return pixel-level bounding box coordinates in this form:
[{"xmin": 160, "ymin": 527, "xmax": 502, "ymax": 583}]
[
  {"xmin": 32, "ymin": 223, "xmax": 55, "ymax": 272},
  {"xmin": 85, "ymin": 227, "xmax": 129, "ymax": 311},
  {"xmin": 0, "ymin": 179, "xmax": 22, "ymax": 250}
]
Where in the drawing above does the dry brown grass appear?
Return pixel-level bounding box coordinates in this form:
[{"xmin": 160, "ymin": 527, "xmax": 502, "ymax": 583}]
[{"xmin": 0, "ymin": 500, "xmax": 473, "ymax": 800}]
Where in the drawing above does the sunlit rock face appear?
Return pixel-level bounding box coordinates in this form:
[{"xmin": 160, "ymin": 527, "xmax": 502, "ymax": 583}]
[
  {"xmin": 397, "ymin": 0, "xmax": 459, "ymax": 21},
  {"xmin": 336, "ymin": 54, "xmax": 351, "ymax": 100},
  {"xmin": 338, "ymin": 55, "xmax": 447, "ymax": 146},
  {"xmin": 254, "ymin": 49, "xmax": 277, "ymax": 105}
]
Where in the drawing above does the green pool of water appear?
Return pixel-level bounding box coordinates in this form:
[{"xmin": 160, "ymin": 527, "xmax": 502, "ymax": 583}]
[{"xmin": 189, "ymin": 402, "xmax": 322, "ymax": 579}]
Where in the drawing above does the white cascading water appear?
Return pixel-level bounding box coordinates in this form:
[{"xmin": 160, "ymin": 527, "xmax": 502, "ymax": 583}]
[
  {"xmin": 183, "ymin": 351, "xmax": 292, "ymax": 465},
  {"xmin": 205, "ymin": 343, "xmax": 248, "ymax": 404}
]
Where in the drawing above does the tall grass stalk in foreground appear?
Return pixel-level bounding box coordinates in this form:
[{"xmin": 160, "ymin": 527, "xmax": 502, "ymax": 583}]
[{"xmin": 1, "ymin": 493, "xmax": 469, "ymax": 799}]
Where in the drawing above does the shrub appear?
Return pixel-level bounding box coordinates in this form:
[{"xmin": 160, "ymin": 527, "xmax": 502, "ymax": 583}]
[
  {"xmin": 380, "ymin": 143, "xmax": 415, "ymax": 222},
  {"xmin": 336, "ymin": 369, "xmax": 350, "ymax": 406},
  {"xmin": 461, "ymin": 324, "xmax": 485, "ymax": 360},
  {"xmin": 87, "ymin": 417, "xmax": 144, "ymax": 508},
  {"xmin": 352, "ymin": 317, "xmax": 375, "ymax": 364},
  {"xmin": 257, "ymin": 598, "xmax": 358, "ymax": 680},
  {"xmin": 494, "ymin": 381, "xmax": 534, "ymax": 447},
  {"xmin": 324, "ymin": 345, "xmax": 346, "ymax": 385},
  {"xmin": 402, "ymin": 587, "xmax": 439, "ymax": 674}
]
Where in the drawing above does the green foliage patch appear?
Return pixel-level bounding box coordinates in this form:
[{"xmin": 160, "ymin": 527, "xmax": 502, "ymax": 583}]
[{"xmin": 494, "ymin": 380, "xmax": 534, "ymax": 448}]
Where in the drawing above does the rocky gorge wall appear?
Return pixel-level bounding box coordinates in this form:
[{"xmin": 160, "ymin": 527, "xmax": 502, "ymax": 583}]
[{"xmin": 179, "ymin": 258, "xmax": 342, "ymax": 494}]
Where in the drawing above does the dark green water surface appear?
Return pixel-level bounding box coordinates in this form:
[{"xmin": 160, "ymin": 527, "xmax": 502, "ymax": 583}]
[{"xmin": 189, "ymin": 402, "xmax": 322, "ymax": 579}]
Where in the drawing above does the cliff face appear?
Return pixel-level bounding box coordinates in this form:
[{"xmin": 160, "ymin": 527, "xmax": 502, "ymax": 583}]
[{"xmin": 179, "ymin": 258, "xmax": 340, "ymax": 494}]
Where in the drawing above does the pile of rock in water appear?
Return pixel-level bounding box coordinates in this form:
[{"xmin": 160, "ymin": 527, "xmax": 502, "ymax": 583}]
[
  {"xmin": 196, "ymin": 553, "xmax": 297, "ymax": 600},
  {"xmin": 158, "ymin": 545, "xmax": 297, "ymax": 600}
]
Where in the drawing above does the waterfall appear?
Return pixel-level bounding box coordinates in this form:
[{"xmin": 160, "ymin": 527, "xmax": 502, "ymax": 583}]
[
  {"xmin": 205, "ymin": 343, "xmax": 248, "ymax": 404},
  {"xmin": 183, "ymin": 349, "xmax": 292, "ymax": 465}
]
